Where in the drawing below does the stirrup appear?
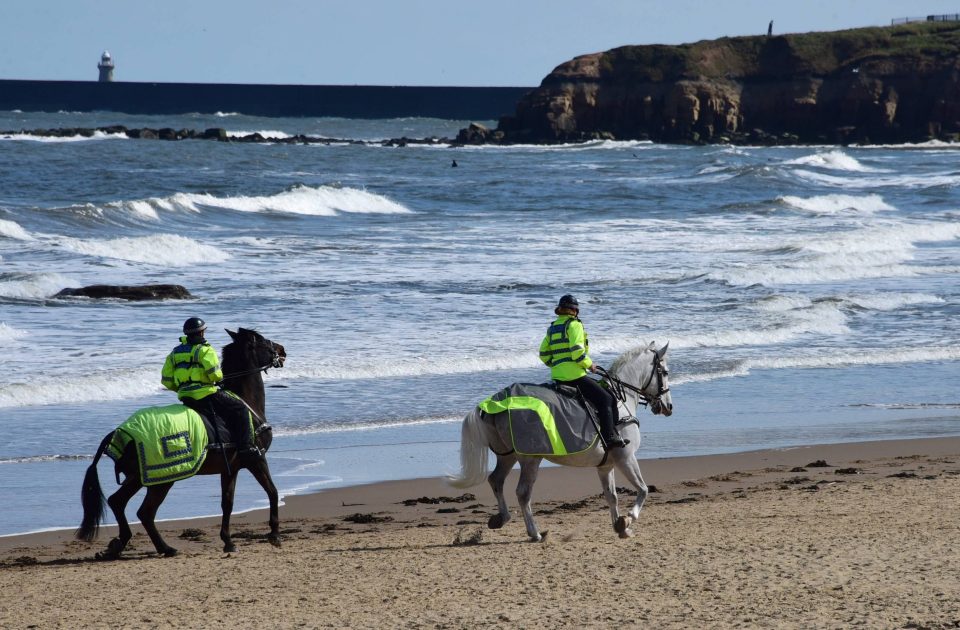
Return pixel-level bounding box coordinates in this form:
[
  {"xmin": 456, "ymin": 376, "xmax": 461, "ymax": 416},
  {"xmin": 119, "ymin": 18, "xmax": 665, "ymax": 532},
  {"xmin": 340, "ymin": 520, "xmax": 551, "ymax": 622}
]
[
  {"xmin": 604, "ymin": 436, "xmax": 629, "ymax": 449},
  {"xmin": 239, "ymin": 445, "xmax": 264, "ymax": 461}
]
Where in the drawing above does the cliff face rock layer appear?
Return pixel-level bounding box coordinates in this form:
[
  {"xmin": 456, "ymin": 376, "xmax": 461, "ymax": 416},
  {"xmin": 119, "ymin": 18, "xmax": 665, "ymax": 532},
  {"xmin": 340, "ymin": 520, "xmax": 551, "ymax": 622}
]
[{"xmin": 467, "ymin": 22, "xmax": 960, "ymax": 145}]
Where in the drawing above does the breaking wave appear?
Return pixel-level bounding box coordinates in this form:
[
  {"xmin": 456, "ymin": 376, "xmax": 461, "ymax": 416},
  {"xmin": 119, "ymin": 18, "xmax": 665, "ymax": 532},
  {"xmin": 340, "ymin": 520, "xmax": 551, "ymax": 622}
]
[
  {"xmin": 0, "ymin": 219, "xmax": 34, "ymax": 240},
  {"xmin": 58, "ymin": 233, "xmax": 230, "ymax": 266},
  {"xmin": 0, "ymin": 272, "xmax": 78, "ymax": 300},
  {"xmin": 783, "ymin": 150, "xmax": 880, "ymax": 172},
  {"xmin": 778, "ymin": 193, "xmax": 895, "ymax": 215},
  {"xmin": 89, "ymin": 185, "xmax": 412, "ymax": 219},
  {"xmin": 0, "ymin": 130, "xmax": 127, "ymax": 143},
  {"xmin": 0, "ymin": 322, "xmax": 26, "ymax": 344}
]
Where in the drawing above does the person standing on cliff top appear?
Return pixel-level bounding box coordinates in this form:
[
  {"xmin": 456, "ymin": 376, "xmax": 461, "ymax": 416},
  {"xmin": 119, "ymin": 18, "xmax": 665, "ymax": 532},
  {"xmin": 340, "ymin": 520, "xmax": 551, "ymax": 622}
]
[{"xmin": 768, "ymin": 20, "xmax": 773, "ymax": 36}]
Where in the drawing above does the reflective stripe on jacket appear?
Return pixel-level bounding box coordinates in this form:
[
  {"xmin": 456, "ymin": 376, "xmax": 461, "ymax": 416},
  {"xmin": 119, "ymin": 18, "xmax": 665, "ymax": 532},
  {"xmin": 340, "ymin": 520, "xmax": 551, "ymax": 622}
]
[
  {"xmin": 538, "ymin": 315, "xmax": 592, "ymax": 381},
  {"xmin": 160, "ymin": 336, "xmax": 222, "ymax": 400}
]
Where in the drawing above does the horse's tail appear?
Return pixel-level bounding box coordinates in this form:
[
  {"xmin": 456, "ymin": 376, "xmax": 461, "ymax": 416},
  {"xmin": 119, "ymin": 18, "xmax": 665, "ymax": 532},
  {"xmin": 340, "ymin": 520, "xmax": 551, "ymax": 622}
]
[
  {"xmin": 447, "ymin": 408, "xmax": 490, "ymax": 489},
  {"xmin": 75, "ymin": 431, "xmax": 114, "ymax": 542}
]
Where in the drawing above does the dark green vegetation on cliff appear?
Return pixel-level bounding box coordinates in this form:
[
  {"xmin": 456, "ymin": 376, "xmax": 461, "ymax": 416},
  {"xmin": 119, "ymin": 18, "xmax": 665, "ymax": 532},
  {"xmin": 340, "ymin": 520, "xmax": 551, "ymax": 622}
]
[{"xmin": 459, "ymin": 22, "xmax": 960, "ymax": 145}]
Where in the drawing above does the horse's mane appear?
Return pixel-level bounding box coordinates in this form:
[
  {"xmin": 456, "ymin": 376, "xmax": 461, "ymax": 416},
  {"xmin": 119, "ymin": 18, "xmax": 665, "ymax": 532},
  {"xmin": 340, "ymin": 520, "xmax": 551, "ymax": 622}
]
[
  {"xmin": 607, "ymin": 341, "xmax": 656, "ymax": 374},
  {"xmin": 221, "ymin": 327, "xmax": 259, "ymax": 369}
]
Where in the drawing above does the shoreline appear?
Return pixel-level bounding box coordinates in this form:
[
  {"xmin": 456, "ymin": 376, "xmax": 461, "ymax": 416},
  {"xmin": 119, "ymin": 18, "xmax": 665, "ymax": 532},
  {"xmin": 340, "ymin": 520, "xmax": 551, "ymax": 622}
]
[
  {"xmin": 3, "ymin": 434, "xmax": 957, "ymax": 551},
  {"xmin": 3, "ymin": 434, "xmax": 959, "ymax": 627}
]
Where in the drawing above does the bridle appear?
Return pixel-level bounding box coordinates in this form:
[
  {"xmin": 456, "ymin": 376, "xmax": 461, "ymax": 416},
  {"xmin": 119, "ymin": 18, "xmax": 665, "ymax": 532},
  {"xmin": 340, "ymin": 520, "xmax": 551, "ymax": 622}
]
[
  {"xmin": 596, "ymin": 350, "xmax": 670, "ymax": 413},
  {"xmin": 220, "ymin": 343, "xmax": 284, "ymax": 380},
  {"xmin": 217, "ymin": 339, "xmax": 285, "ymax": 427}
]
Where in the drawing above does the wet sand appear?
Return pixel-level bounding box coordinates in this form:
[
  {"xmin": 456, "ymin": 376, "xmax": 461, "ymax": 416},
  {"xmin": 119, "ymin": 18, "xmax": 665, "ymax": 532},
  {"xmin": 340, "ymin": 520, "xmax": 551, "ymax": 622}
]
[{"xmin": 2, "ymin": 437, "xmax": 959, "ymax": 628}]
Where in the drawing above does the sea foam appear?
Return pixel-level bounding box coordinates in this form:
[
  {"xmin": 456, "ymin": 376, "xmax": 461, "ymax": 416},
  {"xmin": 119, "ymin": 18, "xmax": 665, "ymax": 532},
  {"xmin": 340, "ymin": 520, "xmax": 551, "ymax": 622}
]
[
  {"xmin": 0, "ymin": 366, "xmax": 161, "ymax": 408},
  {"xmin": 0, "ymin": 219, "xmax": 34, "ymax": 240},
  {"xmin": 57, "ymin": 233, "xmax": 230, "ymax": 266},
  {"xmin": 778, "ymin": 193, "xmax": 895, "ymax": 215},
  {"xmin": 226, "ymin": 130, "xmax": 293, "ymax": 139},
  {"xmin": 0, "ymin": 322, "xmax": 26, "ymax": 344},
  {"xmin": 0, "ymin": 130, "xmax": 127, "ymax": 143},
  {"xmin": 784, "ymin": 150, "xmax": 880, "ymax": 172},
  {"xmin": 99, "ymin": 185, "xmax": 411, "ymax": 218},
  {"xmin": 0, "ymin": 272, "xmax": 78, "ymax": 300}
]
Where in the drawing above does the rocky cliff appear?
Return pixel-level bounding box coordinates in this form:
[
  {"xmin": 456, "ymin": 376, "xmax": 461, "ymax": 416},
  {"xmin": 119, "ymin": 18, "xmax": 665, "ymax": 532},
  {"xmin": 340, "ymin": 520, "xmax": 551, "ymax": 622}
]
[{"xmin": 459, "ymin": 22, "xmax": 960, "ymax": 145}]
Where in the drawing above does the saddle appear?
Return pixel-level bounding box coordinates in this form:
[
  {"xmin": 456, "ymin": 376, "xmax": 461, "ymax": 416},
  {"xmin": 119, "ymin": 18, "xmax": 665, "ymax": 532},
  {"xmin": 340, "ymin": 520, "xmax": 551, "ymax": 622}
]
[
  {"xmin": 548, "ymin": 381, "xmax": 581, "ymax": 399},
  {"xmin": 547, "ymin": 380, "xmax": 637, "ymax": 425},
  {"xmin": 195, "ymin": 410, "xmax": 244, "ymax": 450}
]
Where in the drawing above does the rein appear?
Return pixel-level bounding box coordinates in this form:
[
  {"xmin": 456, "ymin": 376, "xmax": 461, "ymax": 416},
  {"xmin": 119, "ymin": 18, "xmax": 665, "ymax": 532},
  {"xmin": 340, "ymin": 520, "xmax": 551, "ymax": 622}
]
[
  {"xmin": 596, "ymin": 354, "xmax": 670, "ymax": 410},
  {"xmin": 219, "ymin": 351, "xmax": 283, "ymax": 381},
  {"xmin": 218, "ymin": 349, "xmax": 283, "ymax": 426}
]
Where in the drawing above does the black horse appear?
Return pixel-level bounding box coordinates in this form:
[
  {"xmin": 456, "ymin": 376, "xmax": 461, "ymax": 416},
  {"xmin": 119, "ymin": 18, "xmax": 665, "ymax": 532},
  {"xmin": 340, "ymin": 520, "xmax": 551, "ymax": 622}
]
[{"xmin": 76, "ymin": 327, "xmax": 286, "ymax": 559}]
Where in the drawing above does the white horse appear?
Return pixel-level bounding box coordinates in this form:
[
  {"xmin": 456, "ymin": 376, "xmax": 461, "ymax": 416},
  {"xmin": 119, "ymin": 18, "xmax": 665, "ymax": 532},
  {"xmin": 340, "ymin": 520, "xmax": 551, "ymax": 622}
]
[{"xmin": 449, "ymin": 342, "xmax": 672, "ymax": 541}]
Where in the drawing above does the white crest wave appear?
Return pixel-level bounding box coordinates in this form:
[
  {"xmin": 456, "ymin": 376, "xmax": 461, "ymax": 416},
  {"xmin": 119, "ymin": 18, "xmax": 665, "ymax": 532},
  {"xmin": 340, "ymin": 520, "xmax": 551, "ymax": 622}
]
[
  {"xmin": 102, "ymin": 185, "xmax": 411, "ymax": 218},
  {"xmin": 793, "ymin": 169, "xmax": 960, "ymax": 189},
  {"xmin": 0, "ymin": 365, "xmax": 284, "ymax": 409},
  {"xmin": 778, "ymin": 194, "xmax": 895, "ymax": 215},
  {"xmin": 713, "ymin": 220, "xmax": 960, "ymax": 286},
  {"xmin": 783, "ymin": 150, "xmax": 880, "ymax": 172},
  {"xmin": 0, "ymin": 272, "xmax": 78, "ymax": 299},
  {"xmin": 226, "ymin": 130, "xmax": 293, "ymax": 139},
  {"xmin": 0, "ymin": 367, "xmax": 161, "ymax": 408},
  {"xmin": 58, "ymin": 233, "xmax": 230, "ymax": 266},
  {"xmin": 0, "ymin": 130, "xmax": 127, "ymax": 143},
  {"xmin": 840, "ymin": 292, "xmax": 944, "ymax": 311},
  {"xmin": 0, "ymin": 322, "xmax": 26, "ymax": 344},
  {"xmin": 0, "ymin": 219, "xmax": 34, "ymax": 241}
]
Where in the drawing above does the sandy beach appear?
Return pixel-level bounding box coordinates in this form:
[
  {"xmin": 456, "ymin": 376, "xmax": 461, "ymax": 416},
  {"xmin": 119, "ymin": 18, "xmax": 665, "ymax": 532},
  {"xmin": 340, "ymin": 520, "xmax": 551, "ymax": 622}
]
[{"xmin": 2, "ymin": 436, "xmax": 959, "ymax": 629}]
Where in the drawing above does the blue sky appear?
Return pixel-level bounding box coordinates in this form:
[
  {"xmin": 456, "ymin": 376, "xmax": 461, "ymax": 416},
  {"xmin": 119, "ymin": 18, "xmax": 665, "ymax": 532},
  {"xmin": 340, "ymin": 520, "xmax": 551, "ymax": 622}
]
[{"xmin": 3, "ymin": 1, "xmax": 959, "ymax": 86}]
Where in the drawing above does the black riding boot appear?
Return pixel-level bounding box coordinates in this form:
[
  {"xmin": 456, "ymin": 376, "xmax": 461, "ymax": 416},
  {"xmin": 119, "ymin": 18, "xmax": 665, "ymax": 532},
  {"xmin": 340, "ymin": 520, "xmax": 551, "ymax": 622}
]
[
  {"xmin": 210, "ymin": 391, "xmax": 263, "ymax": 462},
  {"xmin": 574, "ymin": 376, "xmax": 627, "ymax": 449}
]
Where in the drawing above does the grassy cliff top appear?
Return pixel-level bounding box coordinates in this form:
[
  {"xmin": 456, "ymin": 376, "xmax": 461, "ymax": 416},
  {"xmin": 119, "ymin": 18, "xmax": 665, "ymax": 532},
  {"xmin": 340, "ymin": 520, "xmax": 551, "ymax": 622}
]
[{"xmin": 581, "ymin": 21, "xmax": 960, "ymax": 82}]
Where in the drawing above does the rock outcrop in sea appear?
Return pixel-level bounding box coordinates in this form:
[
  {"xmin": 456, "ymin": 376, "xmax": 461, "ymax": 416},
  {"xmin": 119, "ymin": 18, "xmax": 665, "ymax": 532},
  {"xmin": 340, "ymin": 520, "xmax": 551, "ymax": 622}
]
[
  {"xmin": 55, "ymin": 284, "xmax": 193, "ymax": 301},
  {"xmin": 458, "ymin": 21, "xmax": 960, "ymax": 145}
]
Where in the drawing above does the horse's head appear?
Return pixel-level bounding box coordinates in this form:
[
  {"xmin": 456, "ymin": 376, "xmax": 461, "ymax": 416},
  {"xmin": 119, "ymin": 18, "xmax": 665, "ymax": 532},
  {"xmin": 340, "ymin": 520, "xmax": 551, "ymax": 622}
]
[
  {"xmin": 608, "ymin": 341, "xmax": 672, "ymax": 417},
  {"xmin": 225, "ymin": 327, "xmax": 286, "ymax": 371},
  {"xmin": 648, "ymin": 342, "xmax": 672, "ymax": 417},
  {"xmin": 222, "ymin": 328, "xmax": 285, "ymax": 453}
]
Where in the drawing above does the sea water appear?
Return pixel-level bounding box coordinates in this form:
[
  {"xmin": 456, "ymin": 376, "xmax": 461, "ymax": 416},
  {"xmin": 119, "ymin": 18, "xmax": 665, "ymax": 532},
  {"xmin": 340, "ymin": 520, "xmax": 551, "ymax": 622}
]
[{"xmin": 0, "ymin": 110, "xmax": 958, "ymax": 536}]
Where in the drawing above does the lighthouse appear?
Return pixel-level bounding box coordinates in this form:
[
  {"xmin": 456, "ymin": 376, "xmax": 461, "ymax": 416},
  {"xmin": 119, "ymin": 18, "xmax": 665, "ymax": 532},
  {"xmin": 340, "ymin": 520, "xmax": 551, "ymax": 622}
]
[{"xmin": 97, "ymin": 51, "xmax": 115, "ymax": 82}]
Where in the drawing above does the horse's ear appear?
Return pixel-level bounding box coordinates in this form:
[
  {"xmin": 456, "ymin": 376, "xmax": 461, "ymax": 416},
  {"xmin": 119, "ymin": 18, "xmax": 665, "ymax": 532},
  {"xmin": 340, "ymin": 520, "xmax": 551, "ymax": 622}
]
[
  {"xmin": 658, "ymin": 341, "xmax": 669, "ymax": 357},
  {"xmin": 226, "ymin": 329, "xmax": 238, "ymax": 340}
]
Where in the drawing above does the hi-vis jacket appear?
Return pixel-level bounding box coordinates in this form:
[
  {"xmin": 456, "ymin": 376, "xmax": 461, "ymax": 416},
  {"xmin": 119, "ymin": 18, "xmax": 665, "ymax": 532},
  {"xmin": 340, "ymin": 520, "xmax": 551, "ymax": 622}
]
[
  {"xmin": 539, "ymin": 315, "xmax": 593, "ymax": 381},
  {"xmin": 161, "ymin": 336, "xmax": 223, "ymax": 400}
]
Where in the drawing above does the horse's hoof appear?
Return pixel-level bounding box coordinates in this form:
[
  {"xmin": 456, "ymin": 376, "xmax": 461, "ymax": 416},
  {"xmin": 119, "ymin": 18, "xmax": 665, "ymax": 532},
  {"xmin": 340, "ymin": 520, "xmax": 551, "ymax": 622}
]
[
  {"xmin": 162, "ymin": 547, "xmax": 178, "ymax": 558},
  {"xmin": 618, "ymin": 528, "xmax": 634, "ymax": 539},
  {"xmin": 614, "ymin": 516, "xmax": 632, "ymax": 535},
  {"xmin": 268, "ymin": 535, "xmax": 282, "ymax": 548},
  {"xmin": 96, "ymin": 537, "xmax": 124, "ymax": 560},
  {"xmin": 528, "ymin": 532, "xmax": 543, "ymax": 543},
  {"xmin": 223, "ymin": 543, "xmax": 237, "ymax": 553},
  {"xmin": 487, "ymin": 514, "xmax": 505, "ymax": 529}
]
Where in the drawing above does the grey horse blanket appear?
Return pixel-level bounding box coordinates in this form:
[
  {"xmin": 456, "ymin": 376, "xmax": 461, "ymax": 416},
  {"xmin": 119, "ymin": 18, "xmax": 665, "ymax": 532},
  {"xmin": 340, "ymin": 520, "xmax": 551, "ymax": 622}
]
[{"xmin": 478, "ymin": 382, "xmax": 599, "ymax": 456}]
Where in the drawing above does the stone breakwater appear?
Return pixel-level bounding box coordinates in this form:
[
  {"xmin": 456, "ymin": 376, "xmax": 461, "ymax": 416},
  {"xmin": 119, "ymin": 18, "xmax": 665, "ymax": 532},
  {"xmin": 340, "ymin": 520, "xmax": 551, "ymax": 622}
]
[{"xmin": 457, "ymin": 22, "xmax": 960, "ymax": 146}]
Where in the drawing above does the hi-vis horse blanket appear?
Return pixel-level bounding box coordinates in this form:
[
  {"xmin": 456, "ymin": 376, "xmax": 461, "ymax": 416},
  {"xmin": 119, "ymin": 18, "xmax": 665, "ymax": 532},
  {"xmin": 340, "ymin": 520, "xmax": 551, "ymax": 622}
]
[
  {"xmin": 107, "ymin": 404, "xmax": 209, "ymax": 486},
  {"xmin": 478, "ymin": 383, "xmax": 598, "ymax": 456}
]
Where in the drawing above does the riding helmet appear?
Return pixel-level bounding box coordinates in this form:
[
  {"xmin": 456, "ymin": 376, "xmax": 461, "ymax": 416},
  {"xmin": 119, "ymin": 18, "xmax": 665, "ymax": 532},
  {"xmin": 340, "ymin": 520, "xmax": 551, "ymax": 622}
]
[
  {"xmin": 557, "ymin": 294, "xmax": 579, "ymax": 310},
  {"xmin": 183, "ymin": 317, "xmax": 207, "ymax": 335}
]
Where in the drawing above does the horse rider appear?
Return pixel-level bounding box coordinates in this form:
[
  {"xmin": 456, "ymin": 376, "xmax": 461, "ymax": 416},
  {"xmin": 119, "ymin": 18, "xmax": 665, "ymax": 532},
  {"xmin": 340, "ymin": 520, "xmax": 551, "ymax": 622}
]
[
  {"xmin": 161, "ymin": 317, "xmax": 262, "ymax": 462},
  {"xmin": 539, "ymin": 294, "xmax": 627, "ymax": 448}
]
